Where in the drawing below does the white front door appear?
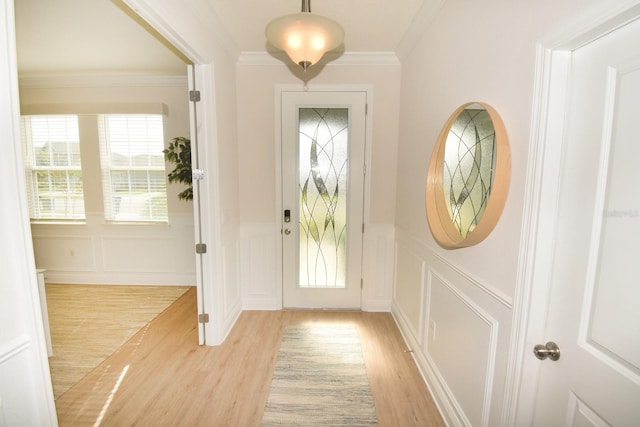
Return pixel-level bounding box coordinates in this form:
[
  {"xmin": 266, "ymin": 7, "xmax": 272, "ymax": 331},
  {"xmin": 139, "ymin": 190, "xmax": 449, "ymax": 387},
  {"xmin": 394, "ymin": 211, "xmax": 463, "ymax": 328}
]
[
  {"xmin": 280, "ymin": 90, "xmax": 367, "ymax": 309},
  {"xmin": 533, "ymin": 17, "xmax": 640, "ymax": 425}
]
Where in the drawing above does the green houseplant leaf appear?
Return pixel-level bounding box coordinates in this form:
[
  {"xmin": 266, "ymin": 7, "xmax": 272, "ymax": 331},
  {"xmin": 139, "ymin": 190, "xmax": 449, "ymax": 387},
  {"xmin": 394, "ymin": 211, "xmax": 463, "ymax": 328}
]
[{"xmin": 163, "ymin": 136, "xmax": 193, "ymax": 201}]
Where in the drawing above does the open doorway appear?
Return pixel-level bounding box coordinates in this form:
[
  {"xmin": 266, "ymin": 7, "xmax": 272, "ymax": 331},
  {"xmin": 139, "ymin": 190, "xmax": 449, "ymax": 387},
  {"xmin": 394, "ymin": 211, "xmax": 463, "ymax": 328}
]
[{"xmin": 13, "ymin": 0, "xmax": 203, "ymax": 405}]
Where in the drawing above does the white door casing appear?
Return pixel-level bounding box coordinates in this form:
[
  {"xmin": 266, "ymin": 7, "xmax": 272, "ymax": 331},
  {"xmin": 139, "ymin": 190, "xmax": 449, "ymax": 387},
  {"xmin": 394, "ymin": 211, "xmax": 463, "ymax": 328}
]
[
  {"xmin": 1, "ymin": 0, "xmax": 57, "ymax": 424},
  {"xmin": 531, "ymin": 16, "xmax": 640, "ymax": 426},
  {"xmin": 280, "ymin": 90, "xmax": 367, "ymax": 309},
  {"xmin": 507, "ymin": 3, "xmax": 640, "ymax": 426}
]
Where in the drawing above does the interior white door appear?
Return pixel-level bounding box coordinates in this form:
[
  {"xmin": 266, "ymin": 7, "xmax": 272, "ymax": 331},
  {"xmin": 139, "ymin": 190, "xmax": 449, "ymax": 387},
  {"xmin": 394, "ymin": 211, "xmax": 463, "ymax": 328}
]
[
  {"xmin": 281, "ymin": 91, "xmax": 366, "ymax": 309},
  {"xmin": 187, "ymin": 65, "xmax": 206, "ymax": 344},
  {"xmin": 533, "ymin": 18, "xmax": 640, "ymax": 426}
]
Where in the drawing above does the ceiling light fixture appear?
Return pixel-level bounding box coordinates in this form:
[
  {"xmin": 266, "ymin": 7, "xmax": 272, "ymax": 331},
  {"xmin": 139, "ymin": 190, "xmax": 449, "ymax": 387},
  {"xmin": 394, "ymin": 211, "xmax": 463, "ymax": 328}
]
[{"xmin": 265, "ymin": 0, "xmax": 344, "ymax": 72}]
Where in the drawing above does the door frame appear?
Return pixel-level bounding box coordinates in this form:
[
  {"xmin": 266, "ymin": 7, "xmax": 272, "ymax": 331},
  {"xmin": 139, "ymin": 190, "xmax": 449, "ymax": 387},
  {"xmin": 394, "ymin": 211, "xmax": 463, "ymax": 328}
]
[
  {"xmin": 117, "ymin": 0, "xmax": 230, "ymax": 346},
  {"xmin": 505, "ymin": 2, "xmax": 640, "ymax": 424},
  {"xmin": 187, "ymin": 64, "xmax": 210, "ymax": 345},
  {"xmin": 274, "ymin": 84, "xmax": 374, "ymax": 309},
  {"xmin": 2, "ymin": 0, "xmax": 58, "ymax": 423}
]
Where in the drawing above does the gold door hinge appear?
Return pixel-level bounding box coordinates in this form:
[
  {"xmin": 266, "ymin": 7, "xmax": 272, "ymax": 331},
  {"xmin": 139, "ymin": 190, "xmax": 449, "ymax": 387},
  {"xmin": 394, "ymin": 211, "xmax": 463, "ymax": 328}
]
[{"xmin": 198, "ymin": 313, "xmax": 209, "ymax": 323}]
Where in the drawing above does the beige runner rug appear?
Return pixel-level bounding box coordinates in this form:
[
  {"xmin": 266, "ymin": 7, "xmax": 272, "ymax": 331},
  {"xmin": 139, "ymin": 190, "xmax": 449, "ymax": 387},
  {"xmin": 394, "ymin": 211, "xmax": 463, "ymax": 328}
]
[{"xmin": 261, "ymin": 323, "xmax": 378, "ymax": 426}]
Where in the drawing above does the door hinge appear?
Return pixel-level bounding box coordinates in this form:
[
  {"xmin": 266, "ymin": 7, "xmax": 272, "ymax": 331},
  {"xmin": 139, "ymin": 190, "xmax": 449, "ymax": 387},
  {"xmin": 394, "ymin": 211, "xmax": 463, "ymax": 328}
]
[
  {"xmin": 365, "ymin": 103, "xmax": 368, "ymax": 115},
  {"xmin": 198, "ymin": 313, "xmax": 209, "ymax": 323},
  {"xmin": 195, "ymin": 243, "xmax": 207, "ymax": 254},
  {"xmin": 192, "ymin": 169, "xmax": 205, "ymax": 180},
  {"xmin": 362, "ymin": 223, "xmax": 365, "ymax": 233},
  {"xmin": 361, "ymin": 278, "xmax": 364, "ymax": 289},
  {"xmin": 189, "ymin": 90, "xmax": 201, "ymax": 102}
]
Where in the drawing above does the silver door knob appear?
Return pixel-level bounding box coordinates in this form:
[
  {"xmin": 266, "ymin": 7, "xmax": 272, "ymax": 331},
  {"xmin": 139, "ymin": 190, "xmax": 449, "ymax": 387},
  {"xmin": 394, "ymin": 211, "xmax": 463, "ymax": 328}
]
[
  {"xmin": 533, "ymin": 341, "xmax": 560, "ymax": 361},
  {"xmin": 284, "ymin": 228, "xmax": 291, "ymax": 235}
]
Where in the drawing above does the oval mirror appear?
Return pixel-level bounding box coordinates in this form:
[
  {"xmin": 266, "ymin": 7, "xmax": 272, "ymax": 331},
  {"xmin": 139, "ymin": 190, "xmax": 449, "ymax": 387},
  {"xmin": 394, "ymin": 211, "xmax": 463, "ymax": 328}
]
[{"xmin": 426, "ymin": 102, "xmax": 510, "ymax": 249}]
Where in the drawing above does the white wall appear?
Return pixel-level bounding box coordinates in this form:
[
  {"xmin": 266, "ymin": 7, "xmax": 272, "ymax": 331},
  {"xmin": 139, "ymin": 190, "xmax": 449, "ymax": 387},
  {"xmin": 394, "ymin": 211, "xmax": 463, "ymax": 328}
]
[
  {"xmin": 393, "ymin": 0, "xmax": 628, "ymax": 425},
  {"xmin": 18, "ymin": 79, "xmax": 196, "ymax": 286},
  {"xmin": 206, "ymin": 49, "xmax": 244, "ymax": 342},
  {"xmin": 236, "ymin": 57, "xmax": 401, "ymax": 310},
  {"xmin": 1, "ymin": 0, "xmax": 57, "ymax": 423},
  {"xmin": 236, "ymin": 58, "xmax": 401, "ymax": 225}
]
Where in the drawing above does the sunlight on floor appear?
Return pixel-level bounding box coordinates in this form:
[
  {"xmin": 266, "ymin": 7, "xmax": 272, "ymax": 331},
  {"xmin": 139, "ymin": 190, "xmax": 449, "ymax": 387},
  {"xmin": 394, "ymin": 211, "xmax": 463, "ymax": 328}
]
[{"xmin": 93, "ymin": 364, "xmax": 129, "ymax": 427}]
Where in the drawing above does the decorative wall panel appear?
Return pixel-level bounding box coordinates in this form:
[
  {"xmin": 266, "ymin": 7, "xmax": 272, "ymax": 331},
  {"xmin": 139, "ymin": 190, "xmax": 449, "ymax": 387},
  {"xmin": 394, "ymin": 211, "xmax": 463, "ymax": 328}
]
[
  {"xmin": 427, "ymin": 271, "xmax": 498, "ymax": 426},
  {"xmin": 392, "ymin": 226, "xmax": 512, "ymax": 427},
  {"xmin": 32, "ymin": 235, "xmax": 95, "ymax": 272},
  {"xmin": 393, "ymin": 242, "xmax": 425, "ymax": 339},
  {"xmin": 30, "ymin": 213, "xmax": 195, "ymax": 285}
]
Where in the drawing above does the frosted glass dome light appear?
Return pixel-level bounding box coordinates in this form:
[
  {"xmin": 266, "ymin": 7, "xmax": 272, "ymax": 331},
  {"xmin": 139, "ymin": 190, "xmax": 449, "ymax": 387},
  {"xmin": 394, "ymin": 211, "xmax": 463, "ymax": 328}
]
[{"xmin": 265, "ymin": 0, "xmax": 344, "ymax": 72}]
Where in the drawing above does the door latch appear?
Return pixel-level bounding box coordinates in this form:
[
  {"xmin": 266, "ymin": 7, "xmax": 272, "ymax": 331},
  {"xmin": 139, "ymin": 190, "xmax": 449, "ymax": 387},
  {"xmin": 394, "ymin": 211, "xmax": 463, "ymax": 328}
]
[{"xmin": 533, "ymin": 341, "xmax": 561, "ymax": 361}]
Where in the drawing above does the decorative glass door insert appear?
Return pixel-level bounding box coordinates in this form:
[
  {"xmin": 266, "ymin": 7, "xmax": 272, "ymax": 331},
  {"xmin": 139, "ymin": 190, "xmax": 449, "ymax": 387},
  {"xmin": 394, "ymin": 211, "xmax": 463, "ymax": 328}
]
[
  {"xmin": 281, "ymin": 90, "xmax": 365, "ymax": 309},
  {"xmin": 298, "ymin": 108, "xmax": 348, "ymax": 288}
]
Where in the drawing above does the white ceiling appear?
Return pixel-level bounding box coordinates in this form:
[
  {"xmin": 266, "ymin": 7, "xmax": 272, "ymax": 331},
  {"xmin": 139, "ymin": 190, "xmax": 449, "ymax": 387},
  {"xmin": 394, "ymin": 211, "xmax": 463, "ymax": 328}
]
[
  {"xmin": 14, "ymin": 0, "xmax": 188, "ymax": 76},
  {"xmin": 14, "ymin": 0, "xmax": 425, "ymax": 77},
  {"xmin": 210, "ymin": 0, "xmax": 425, "ymax": 52}
]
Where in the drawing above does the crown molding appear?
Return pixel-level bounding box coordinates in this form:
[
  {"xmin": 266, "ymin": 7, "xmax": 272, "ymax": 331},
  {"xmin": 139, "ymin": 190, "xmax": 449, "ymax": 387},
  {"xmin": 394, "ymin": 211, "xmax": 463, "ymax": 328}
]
[
  {"xmin": 18, "ymin": 73, "xmax": 187, "ymax": 89},
  {"xmin": 237, "ymin": 51, "xmax": 400, "ymax": 67}
]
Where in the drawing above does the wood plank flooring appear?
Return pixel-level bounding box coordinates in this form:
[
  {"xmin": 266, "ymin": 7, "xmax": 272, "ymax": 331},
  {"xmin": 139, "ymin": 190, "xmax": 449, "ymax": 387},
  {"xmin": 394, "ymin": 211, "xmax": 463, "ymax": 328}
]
[
  {"xmin": 54, "ymin": 288, "xmax": 445, "ymax": 426},
  {"xmin": 46, "ymin": 284, "xmax": 190, "ymax": 399}
]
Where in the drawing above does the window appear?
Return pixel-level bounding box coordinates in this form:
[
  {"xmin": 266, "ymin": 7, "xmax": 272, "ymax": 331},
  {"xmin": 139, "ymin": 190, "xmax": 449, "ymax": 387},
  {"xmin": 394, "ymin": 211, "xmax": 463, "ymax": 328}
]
[
  {"xmin": 98, "ymin": 114, "xmax": 168, "ymax": 222},
  {"xmin": 21, "ymin": 115, "xmax": 85, "ymax": 220}
]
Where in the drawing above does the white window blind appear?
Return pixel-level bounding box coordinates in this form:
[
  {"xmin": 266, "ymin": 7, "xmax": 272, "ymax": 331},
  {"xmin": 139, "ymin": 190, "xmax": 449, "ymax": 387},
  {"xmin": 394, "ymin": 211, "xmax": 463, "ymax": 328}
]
[
  {"xmin": 20, "ymin": 115, "xmax": 85, "ymax": 220},
  {"xmin": 98, "ymin": 114, "xmax": 168, "ymax": 222}
]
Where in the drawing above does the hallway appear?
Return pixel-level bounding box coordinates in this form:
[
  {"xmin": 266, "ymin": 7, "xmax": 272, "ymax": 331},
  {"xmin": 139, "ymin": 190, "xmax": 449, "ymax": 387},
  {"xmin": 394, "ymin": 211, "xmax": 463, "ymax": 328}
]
[{"xmin": 54, "ymin": 288, "xmax": 444, "ymax": 426}]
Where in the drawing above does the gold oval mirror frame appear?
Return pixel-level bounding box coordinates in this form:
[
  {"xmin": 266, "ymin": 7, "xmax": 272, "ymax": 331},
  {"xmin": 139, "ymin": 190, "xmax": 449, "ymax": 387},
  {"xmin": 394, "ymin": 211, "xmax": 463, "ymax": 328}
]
[{"xmin": 426, "ymin": 102, "xmax": 510, "ymax": 249}]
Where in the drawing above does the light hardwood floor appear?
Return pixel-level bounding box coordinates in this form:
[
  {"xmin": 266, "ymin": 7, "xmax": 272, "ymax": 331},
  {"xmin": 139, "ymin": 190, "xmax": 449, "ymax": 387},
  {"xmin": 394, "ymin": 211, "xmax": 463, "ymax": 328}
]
[
  {"xmin": 46, "ymin": 284, "xmax": 190, "ymax": 399},
  {"xmin": 54, "ymin": 288, "xmax": 445, "ymax": 426}
]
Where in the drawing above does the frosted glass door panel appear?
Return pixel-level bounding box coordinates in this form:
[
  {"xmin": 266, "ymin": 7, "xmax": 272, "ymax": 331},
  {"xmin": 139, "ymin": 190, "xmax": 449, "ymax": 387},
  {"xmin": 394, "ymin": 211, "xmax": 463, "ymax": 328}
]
[{"xmin": 298, "ymin": 108, "xmax": 348, "ymax": 288}]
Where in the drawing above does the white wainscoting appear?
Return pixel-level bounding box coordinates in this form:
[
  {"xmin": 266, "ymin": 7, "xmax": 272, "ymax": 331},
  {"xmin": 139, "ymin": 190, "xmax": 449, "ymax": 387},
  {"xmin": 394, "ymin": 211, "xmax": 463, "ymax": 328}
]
[
  {"xmin": 240, "ymin": 223, "xmax": 279, "ymax": 310},
  {"xmin": 210, "ymin": 236, "xmax": 243, "ymax": 345},
  {"xmin": 0, "ymin": 336, "xmax": 45, "ymax": 426},
  {"xmin": 240, "ymin": 222, "xmax": 395, "ymax": 310},
  {"xmin": 361, "ymin": 224, "xmax": 395, "ymax": 311},
  {"xmin": 222, "ymin": 239, "xmax": 243, "ymax": 321},
  {"xmin": 31, "ymin": 213, "xmax": 197, "ymax": 285},
  {"xmin": 392, "ymin": 226, "xmax": 513, "ymax": 427},
  {"xmin": 0, "ymin": 397, "xmax": 5, "ymax": 427}
]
